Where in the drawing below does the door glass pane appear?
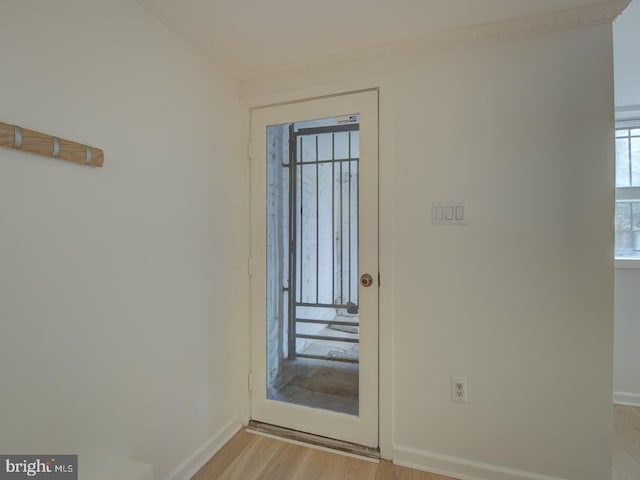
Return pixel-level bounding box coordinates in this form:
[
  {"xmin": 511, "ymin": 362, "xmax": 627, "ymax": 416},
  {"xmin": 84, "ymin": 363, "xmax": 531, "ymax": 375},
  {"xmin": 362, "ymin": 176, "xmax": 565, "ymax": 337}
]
[{"xmin": 266, "ymin": 115, "xmax": 360, "ymax": 416}]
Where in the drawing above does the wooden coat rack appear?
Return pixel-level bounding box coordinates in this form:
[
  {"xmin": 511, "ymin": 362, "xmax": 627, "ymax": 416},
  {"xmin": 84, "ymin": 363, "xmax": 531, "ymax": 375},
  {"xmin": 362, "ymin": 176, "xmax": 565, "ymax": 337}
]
[{"xmin": 0, "ymin": 121, "xmax": 104, "ymax": 167}]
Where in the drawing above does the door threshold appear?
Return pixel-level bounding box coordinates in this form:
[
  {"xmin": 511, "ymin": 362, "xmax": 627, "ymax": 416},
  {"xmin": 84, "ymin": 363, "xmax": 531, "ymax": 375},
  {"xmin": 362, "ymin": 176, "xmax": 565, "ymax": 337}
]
[{"xmin": 247, "ymin": 420, "xmax": 380, "ymax": 460}]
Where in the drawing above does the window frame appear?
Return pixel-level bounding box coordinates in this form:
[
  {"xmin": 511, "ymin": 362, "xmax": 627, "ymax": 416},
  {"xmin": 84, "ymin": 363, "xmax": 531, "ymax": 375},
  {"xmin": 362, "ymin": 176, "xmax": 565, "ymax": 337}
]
[{"xmin": 615, "ymin": 108, "xmax": 640, "ymax": 269}]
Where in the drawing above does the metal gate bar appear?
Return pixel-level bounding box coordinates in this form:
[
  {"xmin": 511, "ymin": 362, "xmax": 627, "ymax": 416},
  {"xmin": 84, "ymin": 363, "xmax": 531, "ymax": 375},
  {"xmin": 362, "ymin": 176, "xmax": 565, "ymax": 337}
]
[
  {"xmin": 287, "ymin": 124, "xmax": 297, "ymax": 358},
  {"xmin": 287, "ymin": 123, "xmax": 360, "ymax": 361}
]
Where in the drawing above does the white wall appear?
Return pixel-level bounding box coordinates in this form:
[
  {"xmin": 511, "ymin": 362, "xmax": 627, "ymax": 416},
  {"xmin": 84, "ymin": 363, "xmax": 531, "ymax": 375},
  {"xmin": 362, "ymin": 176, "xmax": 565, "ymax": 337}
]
[
  {"xmin": 243, "ymin": 22, "xmax": 615, "ymax": 480},
  {"xmin": 391, "ymin": 25, "xmax": 613, "ymax": 480},
  {"xmin": 613, "ymin": 0, "xmax": 640, "ymax": 407},
  {"xmin": 0, "ymin": 1, "xmax": 245, "ymax": 479}
]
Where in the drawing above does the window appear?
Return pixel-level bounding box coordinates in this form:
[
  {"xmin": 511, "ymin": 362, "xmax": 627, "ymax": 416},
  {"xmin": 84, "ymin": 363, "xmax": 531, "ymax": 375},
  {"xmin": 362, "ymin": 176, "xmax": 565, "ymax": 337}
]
[{"xmin": 615, "ymin": 117, "xmax": 640, "ymax": 261}]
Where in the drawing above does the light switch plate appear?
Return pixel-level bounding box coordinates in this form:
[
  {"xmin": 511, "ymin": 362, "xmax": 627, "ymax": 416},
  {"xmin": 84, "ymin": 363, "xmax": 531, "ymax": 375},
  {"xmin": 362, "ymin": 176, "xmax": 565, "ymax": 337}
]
[{"xmin": 432, "ymin": 201, "xmax": 467, "ymax": 225}]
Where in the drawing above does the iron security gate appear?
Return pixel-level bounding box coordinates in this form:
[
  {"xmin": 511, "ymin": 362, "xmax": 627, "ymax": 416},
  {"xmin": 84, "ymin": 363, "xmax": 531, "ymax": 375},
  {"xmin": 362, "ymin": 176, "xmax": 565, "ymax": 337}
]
[{"xmin": 286, "ymin": 121, "xmax": 360, "ymax": 363}]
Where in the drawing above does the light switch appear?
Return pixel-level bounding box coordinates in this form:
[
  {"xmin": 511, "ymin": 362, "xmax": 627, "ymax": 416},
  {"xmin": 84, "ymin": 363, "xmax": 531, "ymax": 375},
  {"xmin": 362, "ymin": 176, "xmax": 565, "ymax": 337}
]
[{"xmin": 445, "ymin": 206, "xmax": 453, "ymax": 220}]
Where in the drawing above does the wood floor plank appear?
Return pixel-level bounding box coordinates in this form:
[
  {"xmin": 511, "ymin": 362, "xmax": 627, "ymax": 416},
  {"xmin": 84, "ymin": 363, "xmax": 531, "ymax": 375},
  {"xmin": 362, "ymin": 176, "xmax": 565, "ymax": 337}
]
[
  {"xmin": 215, "ymin": 434, "xmax": 285, "ymax": 480},
  {"xmin": 375, "ymin": 461, "xmax": 425, "ymax": 480},
  {"xmin": 383, "ymin": 461, "xmax": 412, "ymax": 480},
  {"xmin": 257, "ymin": 442, "xmax": 310, "ymax": 480},
  {"xmin": 344, "ymin": 456, "xmax": 378, "ymax": 480},
  {"xmin": 191, "ymin": 430, "xmax": 253, "ymax": 480},
  {"xmin": 299, "ymin": 448, "xmax": 348, "ymax": 480},
  {"xmin": 613, "ymin": 405, "xmax": 640, "ymax": 480}
]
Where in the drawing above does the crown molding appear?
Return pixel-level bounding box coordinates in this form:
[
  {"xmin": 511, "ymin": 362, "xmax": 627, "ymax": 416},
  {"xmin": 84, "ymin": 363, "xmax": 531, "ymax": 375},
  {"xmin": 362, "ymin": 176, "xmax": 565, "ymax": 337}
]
[{"xmin": 137, "ymin": 0, "xmax": 241, "ymax": 79}]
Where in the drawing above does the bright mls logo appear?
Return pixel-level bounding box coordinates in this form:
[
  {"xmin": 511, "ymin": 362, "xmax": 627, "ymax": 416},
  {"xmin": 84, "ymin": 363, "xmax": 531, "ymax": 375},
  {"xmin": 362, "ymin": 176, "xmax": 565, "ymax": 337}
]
[{"xmin": 0, "ymin": 455, "xmax": 77, "ymax": 479}]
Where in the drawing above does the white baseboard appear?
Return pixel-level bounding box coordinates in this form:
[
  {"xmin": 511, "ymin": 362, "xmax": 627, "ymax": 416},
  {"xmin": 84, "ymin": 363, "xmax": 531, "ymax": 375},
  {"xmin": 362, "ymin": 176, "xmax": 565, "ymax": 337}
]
[
  {"xmin": 393, "ymin": 445, "xmax": 567, "ymax": 480},
  {"xmin": 614, "ymin": 391, "xmax": 640, "ymax": 407},
  {"xmin": 102, "ymin": 460, "xmax": 154, "ymax": 480},
  {"xmin": 166, "ymin": 415, "xmax": 242, "ymax": 480}
]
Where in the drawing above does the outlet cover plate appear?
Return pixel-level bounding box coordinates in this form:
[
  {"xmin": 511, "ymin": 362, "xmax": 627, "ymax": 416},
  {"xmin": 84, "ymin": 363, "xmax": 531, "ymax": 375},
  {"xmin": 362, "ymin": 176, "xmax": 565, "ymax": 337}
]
[{"xmin": 451, "ymin": 376, "xmax": 468, "ymax": 402}]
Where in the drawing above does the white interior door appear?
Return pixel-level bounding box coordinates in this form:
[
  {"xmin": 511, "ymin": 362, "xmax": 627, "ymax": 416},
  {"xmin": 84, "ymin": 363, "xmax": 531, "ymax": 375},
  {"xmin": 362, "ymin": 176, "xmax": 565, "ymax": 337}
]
[{"xmin": 250, "ymin": 90, "xmax": 379, "ymax": 447}]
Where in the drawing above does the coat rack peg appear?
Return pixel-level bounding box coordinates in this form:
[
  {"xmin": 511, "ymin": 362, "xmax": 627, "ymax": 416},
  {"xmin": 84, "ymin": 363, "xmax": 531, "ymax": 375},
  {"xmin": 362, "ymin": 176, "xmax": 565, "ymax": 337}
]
[{"xmin": 0, "ymin": 121, "xmax": 104, "ymax": 168}]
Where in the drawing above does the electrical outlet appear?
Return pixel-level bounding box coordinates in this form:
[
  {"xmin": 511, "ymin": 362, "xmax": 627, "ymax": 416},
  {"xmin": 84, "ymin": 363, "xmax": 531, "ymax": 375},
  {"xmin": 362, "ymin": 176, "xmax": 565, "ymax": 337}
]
[{"xmin": 451, "ymin": 376, "xmax": 468, "ymax": 402}]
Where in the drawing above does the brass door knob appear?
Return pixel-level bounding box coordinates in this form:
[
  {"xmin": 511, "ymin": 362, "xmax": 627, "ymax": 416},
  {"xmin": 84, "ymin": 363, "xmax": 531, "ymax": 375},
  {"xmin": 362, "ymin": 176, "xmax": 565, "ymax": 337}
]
[{"xmin": 360, "ymin": 273, "xmax": 374, "ymax": 288}]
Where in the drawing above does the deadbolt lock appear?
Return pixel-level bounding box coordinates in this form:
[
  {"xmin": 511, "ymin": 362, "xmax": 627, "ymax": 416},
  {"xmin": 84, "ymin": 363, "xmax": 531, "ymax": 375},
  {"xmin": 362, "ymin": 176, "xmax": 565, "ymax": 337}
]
[{"xmin": 360, "ymin": 273, "xmax": 374, "ymax": 288}]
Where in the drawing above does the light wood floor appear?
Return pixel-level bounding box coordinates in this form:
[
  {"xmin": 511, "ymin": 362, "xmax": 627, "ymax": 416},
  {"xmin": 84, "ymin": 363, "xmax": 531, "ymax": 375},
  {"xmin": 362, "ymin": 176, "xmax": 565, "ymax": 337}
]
[
  {"xmin": 193, "ymin": 406, "xmax": 640, "ymax": 480},
  {"xmin": 614, "ymin": 405, "xmax": 640, "ymax": 480},
  {"xmin": 192, "ymin": 430, "xmax": 454, "ymax": 480}
]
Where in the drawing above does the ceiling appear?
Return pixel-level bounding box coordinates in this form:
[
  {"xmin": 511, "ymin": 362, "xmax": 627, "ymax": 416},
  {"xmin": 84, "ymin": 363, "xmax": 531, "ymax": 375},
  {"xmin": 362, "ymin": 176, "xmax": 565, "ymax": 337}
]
[{"xmin": 143, "ymin": 0, "xmax": 625, "ymax": 77}]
